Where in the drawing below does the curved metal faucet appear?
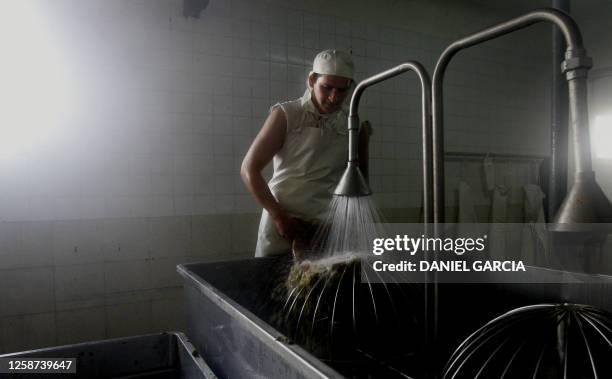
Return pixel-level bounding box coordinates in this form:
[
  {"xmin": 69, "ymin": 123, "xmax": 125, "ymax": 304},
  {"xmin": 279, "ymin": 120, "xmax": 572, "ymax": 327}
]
[
  {"xmin": 334, "ymin": 62, "xmax": 433, "ymax": 223},
  {"xmin": 431, "ymin": 8, "xmax": 612, "ymax": 228}
]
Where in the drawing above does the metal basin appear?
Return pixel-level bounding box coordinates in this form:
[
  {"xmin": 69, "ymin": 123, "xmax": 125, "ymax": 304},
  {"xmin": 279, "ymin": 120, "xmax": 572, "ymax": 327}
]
[{"xmin": 178, "ymin": 257, "xmax": 612, "ymax": 378}]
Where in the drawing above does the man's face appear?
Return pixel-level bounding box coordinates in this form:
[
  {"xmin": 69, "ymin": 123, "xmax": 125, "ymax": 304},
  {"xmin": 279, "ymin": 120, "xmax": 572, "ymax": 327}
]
[{"xmin": 309, "ymin": 74, "xmax": 352, "ymax": 114}]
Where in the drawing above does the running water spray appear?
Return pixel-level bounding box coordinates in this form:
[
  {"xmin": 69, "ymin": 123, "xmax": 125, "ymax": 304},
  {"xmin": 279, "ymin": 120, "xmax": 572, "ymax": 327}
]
[
  {"xmin": 269, "ymin": 194, "xmax": 418, "ymax": 364},
  {"xmin": 311, "ymin": 195, "xmax": 387, "ymax": 260}
]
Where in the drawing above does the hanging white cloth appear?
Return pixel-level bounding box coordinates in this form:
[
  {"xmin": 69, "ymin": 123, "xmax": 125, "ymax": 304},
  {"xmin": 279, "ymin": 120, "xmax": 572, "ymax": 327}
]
[
  {"xmin": 488, "ymin": 185, "xmax": 509, "ymax": 261},
  {"xmin": 456, "ymin": 180, "xmax": 481, "ymax": 239},
  {"xmin": 483, "ymin": 155, "xmax": 495, "ymax": 192},
  {"xmin": 520, "ymin": 184, "xmax": 547, "ymax": 265},
  {"xmin": 458, "ymin": 181, "xmax": 478, "ymax": 223}
]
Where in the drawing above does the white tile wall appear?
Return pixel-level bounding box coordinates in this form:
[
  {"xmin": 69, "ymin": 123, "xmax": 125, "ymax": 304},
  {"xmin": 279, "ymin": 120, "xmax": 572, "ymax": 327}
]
[
  {"xmin": 104, "ymin": 261, "xmax": 150, "ymax": 294},
  {"xmin": 150, "ymin": 217, "xmax": 191, "ymax": 258},
  {"xmin": 0, "ymin": 212, "xmax": 262, "ymax": 352},
  {"xmin": 2, "ymin": 313, "xmax": 56, "ymax": 353},
  {"xmin": 106, "ymin": 302, "xmax": 153, "ymax": 338},
  {"xmin": 55, "ymin": 264, "xmax": 105, "ymax": 302},
  {"xmin": 152, "ymin": 296, "xmax": 185, "ymax": 332},
  {"xmin": 150, "ymin": 256, "xmax": 194, "ymax": 288},
  {"xmin": 0, "ymin": 267, "xmax": 55, "ymax": 317},
  {"xmin": 56, "ymin": 307, "xmax": 106, "ymax": 345}
]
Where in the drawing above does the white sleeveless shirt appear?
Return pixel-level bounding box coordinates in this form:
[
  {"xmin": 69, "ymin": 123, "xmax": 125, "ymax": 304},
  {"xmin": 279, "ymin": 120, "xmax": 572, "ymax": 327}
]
[{"xmin": 255, "ymin": 90, "xmax": 349, "ymax": 257}]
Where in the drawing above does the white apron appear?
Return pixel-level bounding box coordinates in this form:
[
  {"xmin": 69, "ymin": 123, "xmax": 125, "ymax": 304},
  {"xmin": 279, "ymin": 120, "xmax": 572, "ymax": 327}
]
[
  {"xmin": 520, "ymin": 184, "xmax": 547, "ymax": 265},
  {"xmin": 255, "ymin": 90, "xmax": 349, "ymax": 257},
  {"xmin": 457, "ymin": 180, "xmax": 478, "ymax": 223},
  {"xmin": 488, "ymin": 185, "xmax": 509, "ymax": 260}
]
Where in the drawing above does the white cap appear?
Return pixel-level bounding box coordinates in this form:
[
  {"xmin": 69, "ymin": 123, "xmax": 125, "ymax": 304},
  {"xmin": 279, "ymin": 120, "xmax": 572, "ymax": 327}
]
[{"xmin": 311, "ymin": 49, "xmax": 354, "ymax": 80}]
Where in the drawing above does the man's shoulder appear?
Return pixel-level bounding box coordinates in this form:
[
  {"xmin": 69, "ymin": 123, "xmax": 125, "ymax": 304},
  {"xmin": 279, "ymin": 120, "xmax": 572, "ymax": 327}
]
[
  {"xmin": 280, "ymin": 97, "xmax": 304, "ymax": 107},
  {"xmin": 273, "ymin": 97, "xmax": 305, "ymax": 114}
]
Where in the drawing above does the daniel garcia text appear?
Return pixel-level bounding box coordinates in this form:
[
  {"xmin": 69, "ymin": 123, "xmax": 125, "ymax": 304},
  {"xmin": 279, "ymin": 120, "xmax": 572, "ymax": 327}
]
[{"xmin": 372, "ymin": 260, "xmax": 526, "ymax": 272}]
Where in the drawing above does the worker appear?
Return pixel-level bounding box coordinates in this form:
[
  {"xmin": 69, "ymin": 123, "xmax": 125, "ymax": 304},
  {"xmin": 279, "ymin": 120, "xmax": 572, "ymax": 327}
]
[{"xmin": 241, "ymin": 49, "xmax": 371, "ymax": 258}]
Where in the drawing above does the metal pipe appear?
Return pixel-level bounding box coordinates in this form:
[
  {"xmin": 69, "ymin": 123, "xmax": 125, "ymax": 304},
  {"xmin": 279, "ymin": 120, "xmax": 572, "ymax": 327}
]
[
  {"xmin": 335, "ymin": 62, "xmax": 433, "ymax": 225},
  {"xmin": 550, "ymin": 0, "xmax": 570, "ymax": 221},
  {"xmin": 565, "ymin": 69, "xmax": 592, "ymax": 173},
  {"xmin": 341, "ymin": 61, "xmax": 435, "ymax": 378},
  {"xmin": 432, "ymin": 8, "xmax": 609, "ymax": 227}
]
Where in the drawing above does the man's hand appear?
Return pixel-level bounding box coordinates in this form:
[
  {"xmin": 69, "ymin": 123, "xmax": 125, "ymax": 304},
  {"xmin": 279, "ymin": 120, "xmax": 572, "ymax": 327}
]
[
  {"xmin": 272, "ymin": 212, "xmax": 304, "ymax": 241},
  {"xmin": 291, "ymin": 221, "xmax": 328, "ymax": 261}
]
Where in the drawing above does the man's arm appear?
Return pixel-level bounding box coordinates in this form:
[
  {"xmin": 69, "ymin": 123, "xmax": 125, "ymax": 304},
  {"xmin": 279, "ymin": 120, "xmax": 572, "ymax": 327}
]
[{"xmin": 240, "ymin": 107, "xmax": 300, "ymax": 240}]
